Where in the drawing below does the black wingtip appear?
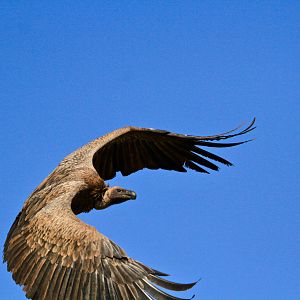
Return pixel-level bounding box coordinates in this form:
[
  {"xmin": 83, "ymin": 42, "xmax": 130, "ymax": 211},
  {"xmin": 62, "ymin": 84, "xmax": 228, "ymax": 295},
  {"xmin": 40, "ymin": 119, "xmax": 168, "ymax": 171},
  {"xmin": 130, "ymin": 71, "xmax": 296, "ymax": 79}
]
[
  {"xmin": 152, "ymin": 269, "xmax": 170, "ymax": 277},
  {"xmin": 148, "ymin": 274, "xmax": 198, "ymax": 292},
  {"xmin": 200, "ymin": 117, "xmax": 256, "ymax": 142}
]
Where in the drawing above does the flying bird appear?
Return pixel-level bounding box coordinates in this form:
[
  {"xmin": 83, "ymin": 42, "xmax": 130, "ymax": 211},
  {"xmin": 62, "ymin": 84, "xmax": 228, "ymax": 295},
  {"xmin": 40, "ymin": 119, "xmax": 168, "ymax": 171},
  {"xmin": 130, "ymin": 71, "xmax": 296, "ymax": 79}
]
[{"xmin": 4, "ymin": 119, "xmax": 255, "ymax": 300}]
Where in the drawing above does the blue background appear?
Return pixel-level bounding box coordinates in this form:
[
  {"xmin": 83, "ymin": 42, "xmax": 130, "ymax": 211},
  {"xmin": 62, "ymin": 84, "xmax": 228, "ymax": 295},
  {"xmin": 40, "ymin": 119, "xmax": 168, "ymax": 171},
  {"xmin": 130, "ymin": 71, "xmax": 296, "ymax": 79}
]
[{"xmin": 1, "ymin": 2, "xmax": 299, "ymax": 299}]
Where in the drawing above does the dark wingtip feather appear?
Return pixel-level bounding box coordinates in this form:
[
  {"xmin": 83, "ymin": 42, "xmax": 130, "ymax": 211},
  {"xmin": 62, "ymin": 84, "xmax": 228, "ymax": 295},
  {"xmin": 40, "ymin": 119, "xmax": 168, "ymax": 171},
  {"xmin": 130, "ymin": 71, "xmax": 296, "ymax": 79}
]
[
  {"xmin": 152, "ymin": 269, "xmax": 170, "ymax": 277},
  {"xmin": 197, "ymin": 118, "xmax": 256, "ymax": 142},
  {"xmin": 140, "ymin": 279, "xmax": 195, "ymax": 300},
  {"xmin": 148, "ymin": 274, "xmax": 198, "ymax": 291},
  {"xmin": 197, "ymin": 140, "xmax": 250, "ymax": 148},
  {"xmin": 185, "ymin": 161, "xmax": 210, "ymax": 174}
]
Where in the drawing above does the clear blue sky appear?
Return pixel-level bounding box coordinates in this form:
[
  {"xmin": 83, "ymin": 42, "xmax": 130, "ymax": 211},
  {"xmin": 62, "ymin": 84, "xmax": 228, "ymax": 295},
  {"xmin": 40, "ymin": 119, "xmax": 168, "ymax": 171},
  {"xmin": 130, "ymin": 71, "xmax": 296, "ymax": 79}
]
[{"xmin": 1, "ymin": 2, "xmax": 299, "ymax": 299}]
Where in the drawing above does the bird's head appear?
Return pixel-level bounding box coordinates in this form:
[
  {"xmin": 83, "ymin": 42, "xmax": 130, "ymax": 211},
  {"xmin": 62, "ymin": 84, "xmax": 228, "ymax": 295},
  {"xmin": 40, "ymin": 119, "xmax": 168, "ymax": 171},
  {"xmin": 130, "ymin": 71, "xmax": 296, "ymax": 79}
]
[{"xmin": 94, "ymin": 186, "xmax": 137, "ymax": 210}]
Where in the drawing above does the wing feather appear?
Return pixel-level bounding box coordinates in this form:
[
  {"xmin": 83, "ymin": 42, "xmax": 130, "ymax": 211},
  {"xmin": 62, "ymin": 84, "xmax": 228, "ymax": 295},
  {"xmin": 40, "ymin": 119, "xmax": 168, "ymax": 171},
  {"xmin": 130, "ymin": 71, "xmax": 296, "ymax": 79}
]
[
  {"xmin": 69, "ymin": 268, "xmax": 81, "ymax": 299},
  {"xmin": 115, "ymin": 284, "xmax": 130, "ymax": 300},
  {"xmin": 120, "ymin": 140, "xmax": 134, "ymax": 176},
  {"xmin": 191, "ymin": 145, "xmax": 233, "ymax": 166},
  {"xmin": 14, "ymin": 249, "xmax": 35, "ymax": 283},
  {"xmin": 126, "ymin": 283, "xmax": 142, "ymax": 299},
  {"xmin": 134, "ymin": 283, "xmax": 154, "ymax": 299},
  {"xmin": 26, "ymin": 257, "xmax": 48, "ymax": 298},
  {"xmin": 155, "ymin": 141, "xmax": 187, "ymax": 172},
  {"xmin": 30, "ymin": 258, "xmax": 51, "ymax": 298},
  {"xmin": 37, "ymin": 261, "xmax": 57, "ymax": 299},
  {"xmin": 112, "ymin": 142, "xmax": 121, "ymax": 172},
  {"xmin": 99, "ymin": 273, "xmax": 109, "ymax": 300},
  {"xmin": 100, "ymin": 146, "xmax": 115, "ymax": 181},
  {"xmin": 137, "ymin": 138, "xmax": 160, "ymax": 170},
  {"xmin": 132, "ymin": 139, "xmax": 147, "ymax": 170},
  {"xmin": 185, "ymin": 160, "xmax": 210, "ymax": 174},
  {"xmin": 88, "ymin": 119, "xmax": 255, "ymax": 180},
  {"xmin": 151, "ymin": 141, "xmax": 188, "ymax": 172},
  {"xmin": 138, "ymin": 279, "xmax": 195, "ymax": 300},
  {"xmin": 148, "ymin": 274, "xmax": 197, "ymax": 291}
]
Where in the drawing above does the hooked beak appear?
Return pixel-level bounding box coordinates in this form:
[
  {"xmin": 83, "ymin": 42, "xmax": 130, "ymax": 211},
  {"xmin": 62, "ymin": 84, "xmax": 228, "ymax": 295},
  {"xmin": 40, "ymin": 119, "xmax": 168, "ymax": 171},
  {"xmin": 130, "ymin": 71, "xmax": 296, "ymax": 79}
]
[{"xmin": 126, "ymin": 190, "xmax": 137, "ymax": 200}]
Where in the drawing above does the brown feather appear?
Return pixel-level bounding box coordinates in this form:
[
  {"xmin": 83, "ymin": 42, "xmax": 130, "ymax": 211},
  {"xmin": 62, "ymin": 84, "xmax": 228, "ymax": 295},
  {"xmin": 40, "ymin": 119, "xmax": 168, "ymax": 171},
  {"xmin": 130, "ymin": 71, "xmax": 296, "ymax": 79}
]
[
  {"xmin": 58, "ymin": 268, "xmax": 72, "ymax": 300},
  {"xmin": 116, "ymin": 284, "xmax": 130, "ymax": 300},
  {"xmin": 25, "ymin": 257, "xmax": 47, "ymax": 298},
  {"xmin": 13, "ymin": 249, "xmax": 36, "ymax": 284},
  {"xmin": 38, "ymin": 261, "xmax": 57, "ymax": 300},
  {"xmin": 69, "ymin": 268, "xmax": 81, "ymax": 300},
  {"xmin": 126, "ymin": 283, "xmax": 140, "ymax": 299},
  {"xmin": 47, "ymin": 265, "xmax": 65, "ymax": 299},
  {"xmin": 29, "ymin": 258, "xmax": 51, "ymax": 299},
  {"xmin": 134, "ymin": 282, "xmax": 154, "ymax": 300}
]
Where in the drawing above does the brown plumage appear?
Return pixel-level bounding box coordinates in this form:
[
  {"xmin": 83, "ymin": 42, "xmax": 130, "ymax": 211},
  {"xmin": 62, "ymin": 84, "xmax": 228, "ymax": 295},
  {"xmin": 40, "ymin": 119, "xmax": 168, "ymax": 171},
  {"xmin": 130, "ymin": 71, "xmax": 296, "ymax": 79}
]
[{"xmin": 4, "ymin": 119, "xmax": 255, "ymax": 300}]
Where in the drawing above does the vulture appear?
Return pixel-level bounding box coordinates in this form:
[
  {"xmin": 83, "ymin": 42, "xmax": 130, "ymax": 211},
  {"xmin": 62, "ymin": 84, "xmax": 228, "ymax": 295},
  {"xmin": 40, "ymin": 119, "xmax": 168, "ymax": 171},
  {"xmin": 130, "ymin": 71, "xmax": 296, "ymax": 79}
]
[{"xmin": 4, "ymin": 119, "xmax": 255, "ymax": 300}]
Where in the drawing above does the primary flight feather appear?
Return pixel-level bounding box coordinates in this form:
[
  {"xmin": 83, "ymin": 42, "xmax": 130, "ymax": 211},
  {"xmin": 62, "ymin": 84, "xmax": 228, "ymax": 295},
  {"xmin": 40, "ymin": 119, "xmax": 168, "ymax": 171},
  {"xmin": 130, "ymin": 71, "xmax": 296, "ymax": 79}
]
[{"xmin": 4, "ymin": 119, "xmax": 255, "ymax": 299}]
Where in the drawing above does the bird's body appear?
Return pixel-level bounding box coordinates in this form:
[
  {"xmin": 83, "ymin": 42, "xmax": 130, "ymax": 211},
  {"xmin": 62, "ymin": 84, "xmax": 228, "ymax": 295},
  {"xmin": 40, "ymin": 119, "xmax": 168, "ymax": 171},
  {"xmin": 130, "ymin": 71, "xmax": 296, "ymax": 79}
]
[{"xmin": 4, "ymin": 120, "xmax": 255, "ymax": 299}]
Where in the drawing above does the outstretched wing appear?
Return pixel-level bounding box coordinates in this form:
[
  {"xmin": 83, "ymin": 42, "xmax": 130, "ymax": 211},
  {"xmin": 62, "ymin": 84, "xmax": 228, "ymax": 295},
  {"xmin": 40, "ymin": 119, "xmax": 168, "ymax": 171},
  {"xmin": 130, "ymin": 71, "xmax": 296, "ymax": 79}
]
[
  {"xmin": 90, "ymin": 118, "xmax": 256, "ymax": 180},
  {"xmin": 4, "ymin": 181, "xmax": 196, "ymax": 300}
]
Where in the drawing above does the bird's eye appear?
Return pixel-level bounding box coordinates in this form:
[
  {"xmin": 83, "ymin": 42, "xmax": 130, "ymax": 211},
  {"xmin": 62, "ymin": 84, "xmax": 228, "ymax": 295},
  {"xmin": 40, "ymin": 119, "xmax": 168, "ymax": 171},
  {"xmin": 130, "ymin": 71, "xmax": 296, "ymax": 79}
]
[{"xmin": 116, "ymin": 189, "xmax": 121, "ymax": 193}]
